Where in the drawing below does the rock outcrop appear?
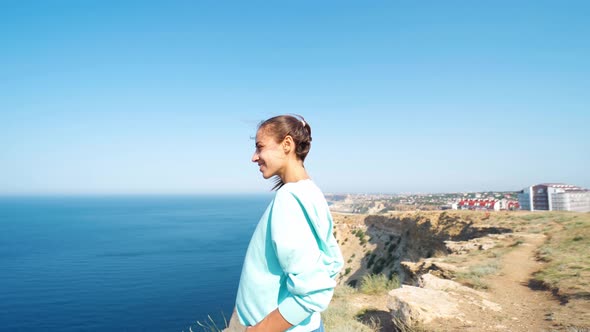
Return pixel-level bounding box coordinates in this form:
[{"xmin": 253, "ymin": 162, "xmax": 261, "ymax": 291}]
[
  {"xmin": 387, "ymin": 273, "xmax": 501, "ymax": 327},
  {"xmin": 333, "ymin": 211, "xmax": 512, "ymax": 286},
  {"xmin": 387, "ymin": 284, "xmax": 463, "ymax": 325}
]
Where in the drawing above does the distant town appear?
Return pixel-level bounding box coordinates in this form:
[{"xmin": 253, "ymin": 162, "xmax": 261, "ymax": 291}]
[{"xmin": 326, "ymin": 183, "xmax": 590, "ymax": 214}]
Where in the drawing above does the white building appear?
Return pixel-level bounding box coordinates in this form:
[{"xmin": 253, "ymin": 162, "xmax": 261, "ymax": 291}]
[
  {"xmin": 549, "ymin": 188, "xmax": 590, "ymax": 212},
  {"xmin": 518, "ymin": 183, "xmax": 590, "ymax": 212}
]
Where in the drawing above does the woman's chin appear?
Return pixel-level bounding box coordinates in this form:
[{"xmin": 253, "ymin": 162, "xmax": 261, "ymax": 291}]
[{"xmin": 260, "ymin": 170, "xmax": 275, "ymax": 179}]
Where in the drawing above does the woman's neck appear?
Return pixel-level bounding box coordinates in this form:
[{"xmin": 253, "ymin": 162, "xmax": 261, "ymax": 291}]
[{"xmin": 280, "ymin": 162, "xmax": 310, "ymax": 184}]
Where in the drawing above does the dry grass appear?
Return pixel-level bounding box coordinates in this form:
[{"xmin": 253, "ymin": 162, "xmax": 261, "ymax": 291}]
[
  {"xmin": 532, "ymin": 212, "xmax": 590, "ymax": 299},
  {"xmin": 323, "ymin": 286, "xmax": 380, "ymax": 332},
  {"xmin": 185, "ymin": 313, "xmax": 228, "ymax": 332},
  {"xmin": 391, "ymin": 316, "xmax": 430, "ymax": 332},
  {"xmin": 454, "ymin": 260, "xmax": 501, "ymax": 290},
  {"xmin": 359, "ymin": 274, "xmax": 400, "ymax": 295}
]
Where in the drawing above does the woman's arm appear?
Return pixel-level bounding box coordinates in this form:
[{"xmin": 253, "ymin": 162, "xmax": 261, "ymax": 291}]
[{"xmin": 246, "ymin": 308, "xmax": 292, "ymax": 332}]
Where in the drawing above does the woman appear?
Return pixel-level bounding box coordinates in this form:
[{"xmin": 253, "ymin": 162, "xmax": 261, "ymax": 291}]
[{"xmin": 231, "ymin": 115, "xmax": 343, "ymax": 332}]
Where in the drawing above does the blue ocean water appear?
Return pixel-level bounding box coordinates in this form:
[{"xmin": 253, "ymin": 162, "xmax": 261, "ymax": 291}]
[{"xmin": 0, "ymin": 195, "xmax": 272, "ymax": 332}]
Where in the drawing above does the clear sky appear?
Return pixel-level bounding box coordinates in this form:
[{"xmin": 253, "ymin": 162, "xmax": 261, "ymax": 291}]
[{"xmin": 1, "ymin": 1, "xmax": 589, "ymax": 195}]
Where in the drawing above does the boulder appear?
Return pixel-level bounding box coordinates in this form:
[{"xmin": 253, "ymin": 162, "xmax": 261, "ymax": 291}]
[
  {"xmin": 420, "ymin": 273, "xmax": 502, "ymax": 312},
  {"xmin": 388, "ymin": 274, "xmax": 502, "ymax": 327},
  {"xmin": 387, "ymin": 285, "xmax": 463, "ymax": 325},
  {"xmin": 420, "ymin": 272, "xmax": 481, "ymax": 295}
]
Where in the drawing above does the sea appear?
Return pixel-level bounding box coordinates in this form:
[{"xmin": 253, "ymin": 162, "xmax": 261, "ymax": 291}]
[{"xmin": 0, "ymin": 194, "xmax": 273, "ymax": 332}]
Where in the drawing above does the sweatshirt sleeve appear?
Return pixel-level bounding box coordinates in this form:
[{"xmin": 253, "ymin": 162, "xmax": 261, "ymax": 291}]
[{"xmin": 270, "ymin": 189, "xmax": 337, "ymax": 326}]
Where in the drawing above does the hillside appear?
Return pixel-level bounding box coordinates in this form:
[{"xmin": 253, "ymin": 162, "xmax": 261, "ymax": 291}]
[{"xmin": 324, "ymin": 210, "xmax": 590, "ymax": 331}]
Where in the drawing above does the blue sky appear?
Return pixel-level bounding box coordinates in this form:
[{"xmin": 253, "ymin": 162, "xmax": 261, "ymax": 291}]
[{"xmin": 1, "ymin": 1, "xmax": 589, "ymax": 194}]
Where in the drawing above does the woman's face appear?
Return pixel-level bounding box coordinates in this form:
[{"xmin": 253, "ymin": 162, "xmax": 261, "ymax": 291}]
[{"xmin": 252, "ymin": 129, "xmax": 287, "ymax": 179}]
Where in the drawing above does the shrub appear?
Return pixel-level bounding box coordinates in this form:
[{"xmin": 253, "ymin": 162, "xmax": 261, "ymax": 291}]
[
  {"xmin": 359, "ymin": 274, "xmax": 400, "ymax": 295},
  {"xmin": 333, "ymin": 284, "xmax": 357, "ymax": 298},
  {"xmin": 355, "ymin": 229, "xmax": 365, "ymax": 239}
]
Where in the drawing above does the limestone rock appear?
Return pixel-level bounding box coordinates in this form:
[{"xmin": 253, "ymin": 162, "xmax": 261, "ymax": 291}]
[
  {"xmin": 445, "ymin": 238, "xmax": 496, "ymax": 254},
  {"xmin": 401, "ymin": 259, "xmax": 458, "ymax": 281},
  {"xmin": 388, "ymin": 274, "xmax": 503, "ymax": 328},
  {"xmin": 420, "ymin": 273, "xmax": 501, "ymax": 311},
  {"xmin": 420, "ymin": 272, "xmax": 479, "ymax": 293},
  {"xmin": 387, "ymin": 285, "xmax": 463, "ymax": 325}
]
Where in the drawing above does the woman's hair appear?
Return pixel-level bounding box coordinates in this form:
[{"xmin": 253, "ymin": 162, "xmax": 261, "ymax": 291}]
[{"xmin": 257, "ymin": 114, "xmax": 312, "ymax": 190}]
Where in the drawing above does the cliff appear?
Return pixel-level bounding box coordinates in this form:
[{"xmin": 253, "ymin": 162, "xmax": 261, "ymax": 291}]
[{"xmin": 326, "ymin": 210, "xmax": 590, "ymax": 331}]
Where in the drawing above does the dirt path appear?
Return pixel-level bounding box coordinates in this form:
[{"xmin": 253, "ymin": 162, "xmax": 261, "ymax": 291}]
[
  {"xmin": 481, "ymin": 233, "xmax": 558, "ymax": 331},
  {"xmin": 417, "ymin": 233, "xmax": 562, "ymax": 332}
]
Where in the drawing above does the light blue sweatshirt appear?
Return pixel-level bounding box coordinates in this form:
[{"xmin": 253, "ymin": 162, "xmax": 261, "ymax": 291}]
[{"xmin": 235, "ymin": 179, "xmax": 343, "ymax": 331}]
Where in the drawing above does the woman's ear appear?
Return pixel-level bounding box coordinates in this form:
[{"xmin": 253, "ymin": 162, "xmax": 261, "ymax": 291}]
[{"xmin": 283, "ymin": 135, "xmax": 294, "ymax": 154}]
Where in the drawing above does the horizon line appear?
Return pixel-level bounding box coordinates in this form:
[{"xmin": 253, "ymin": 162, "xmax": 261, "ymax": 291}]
[{"xmin": 0, "ymin": 189, "xmax": 524, "ymax": 197}]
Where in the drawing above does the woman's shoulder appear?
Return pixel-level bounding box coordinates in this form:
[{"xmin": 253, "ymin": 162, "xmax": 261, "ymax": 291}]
[
  {"xmin": 277, "ymin": 179, "xmax": 327, "ymax": 207},
  {"xmin": 279, "ymin": 179, "xmax": 321, "ymax": 195}
]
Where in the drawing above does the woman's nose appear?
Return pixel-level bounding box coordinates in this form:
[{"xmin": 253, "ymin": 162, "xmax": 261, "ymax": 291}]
[{"xmin": 251, "ymin": 152, "xmax": 259, "ymax": 163}]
